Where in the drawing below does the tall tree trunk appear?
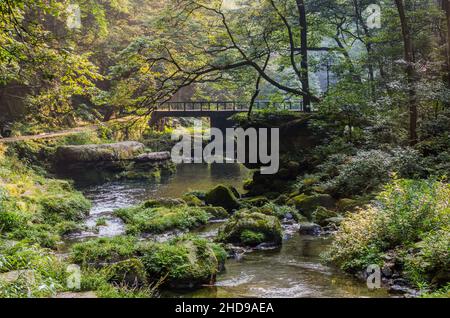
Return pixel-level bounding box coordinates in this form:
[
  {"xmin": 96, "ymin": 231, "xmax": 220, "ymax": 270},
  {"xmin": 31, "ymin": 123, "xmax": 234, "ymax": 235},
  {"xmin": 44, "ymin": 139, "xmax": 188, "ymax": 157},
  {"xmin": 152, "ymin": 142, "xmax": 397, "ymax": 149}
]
[
  {"xmin": 395, "ymin": 0, "xmax": 418, "ymax": 146},
  {"xmin": 296, "ymin": 0, "xmax": 311, "ymax": 111},
  {"xmin": 443, "ymin": 0, "xmax": 450, "ymax": 87}
]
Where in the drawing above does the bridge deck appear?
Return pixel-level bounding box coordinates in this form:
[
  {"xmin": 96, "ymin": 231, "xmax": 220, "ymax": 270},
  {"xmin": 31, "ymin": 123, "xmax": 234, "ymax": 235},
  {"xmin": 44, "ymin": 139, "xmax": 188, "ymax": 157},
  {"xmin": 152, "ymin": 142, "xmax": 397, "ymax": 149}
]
[{"xmin": 152, "ymin": 101, "xmax": 305, "ymax": 112}]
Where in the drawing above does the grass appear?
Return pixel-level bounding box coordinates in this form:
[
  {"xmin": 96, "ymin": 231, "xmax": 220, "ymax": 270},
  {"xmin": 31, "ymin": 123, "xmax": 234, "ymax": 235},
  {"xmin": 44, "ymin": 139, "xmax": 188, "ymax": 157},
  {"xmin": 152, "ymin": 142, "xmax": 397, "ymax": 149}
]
[{"xmin": 0, "ymin": 145, "xmax": 91, "ymax": 248}]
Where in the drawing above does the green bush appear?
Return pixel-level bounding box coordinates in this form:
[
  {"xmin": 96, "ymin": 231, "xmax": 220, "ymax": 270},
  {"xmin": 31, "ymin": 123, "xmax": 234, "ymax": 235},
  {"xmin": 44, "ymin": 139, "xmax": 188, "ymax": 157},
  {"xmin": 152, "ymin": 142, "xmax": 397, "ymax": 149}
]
[
  {"xmin": 325, "ymin": 178, "xmax": 450, "ymax": 289},
  {"xmin": 324, "ymin": 148, "xmax": 425, "ymax": 197}
]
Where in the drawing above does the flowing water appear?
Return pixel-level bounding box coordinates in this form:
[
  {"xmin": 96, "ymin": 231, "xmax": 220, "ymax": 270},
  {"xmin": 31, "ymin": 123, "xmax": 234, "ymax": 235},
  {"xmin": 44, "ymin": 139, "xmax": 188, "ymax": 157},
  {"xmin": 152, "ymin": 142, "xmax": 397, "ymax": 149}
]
[{"xmin": 67, "ymin": 163, "xmax": 389, "ymax": 298}]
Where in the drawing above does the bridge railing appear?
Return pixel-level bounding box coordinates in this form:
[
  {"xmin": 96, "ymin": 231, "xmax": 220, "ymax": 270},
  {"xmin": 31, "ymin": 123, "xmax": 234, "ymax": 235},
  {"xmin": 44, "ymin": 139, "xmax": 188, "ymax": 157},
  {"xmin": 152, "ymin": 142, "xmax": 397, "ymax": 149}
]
[{"xmin": 154, "ymin": 101, "xmax": 304, "ymax": 112}]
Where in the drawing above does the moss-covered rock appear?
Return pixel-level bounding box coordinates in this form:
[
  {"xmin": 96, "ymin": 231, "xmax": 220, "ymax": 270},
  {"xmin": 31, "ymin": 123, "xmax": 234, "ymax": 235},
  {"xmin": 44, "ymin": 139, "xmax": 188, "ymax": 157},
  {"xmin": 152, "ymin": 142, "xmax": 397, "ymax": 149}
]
[
  {"xmin": 70, "ymin": 236, "xmax": 138, "ymax": 266},
  {"xmin": 217, "ymin": 211, "xmax": 282, "ymax": 247},
  {"xmin": 312, "ymin": 207, "xmax": 339, "ymax": 226},
  {"xmin": 115, "ymin": 204, "xmax": 210, "ymax": 235},
  {"xmin": 288, "ymin": 193, "xmax": 335, "ymax": 219},
  {"xmin": 298, "ymin": 222, "xmax": 322, "ymax": 236},
  {"xmin": 105, "ymin": 258, "xmax": 147, "ymax": 287},
  {"xmin": 182, "ymin": 194, "xmax": 205, "ymax": 207},
  {"xmin": 201, "ymin": 206, "xmax": 229, "ymax": 220},
  {"xmin": 205, "ymin": 185, "xmax": 240, "ymax": 212},
  {"xmin": 240, "ymin": 196, "xmax": 270, "ymax": 208},
  {"xmin": 143, "ymin": 198, "xmax": 185, "ymax": 208},
  {"xmin": 336, "ymin": 198, "xmax": 358, "ymax": 212},
  {"xmin": 140, "ymin": 235, "xmax": 226, "ymax": 288},
  {"xmin": 56, "ymin": 141, "xmax": 145, "ymax": 163}
]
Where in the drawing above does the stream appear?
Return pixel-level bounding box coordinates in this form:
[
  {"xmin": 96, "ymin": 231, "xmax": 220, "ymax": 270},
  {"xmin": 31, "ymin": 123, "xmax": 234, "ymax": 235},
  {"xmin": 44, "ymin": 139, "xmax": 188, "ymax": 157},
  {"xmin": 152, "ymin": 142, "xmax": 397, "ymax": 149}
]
[{"xmin": 66, "ymin": 163, "xmax": 389, "ymax": 298}]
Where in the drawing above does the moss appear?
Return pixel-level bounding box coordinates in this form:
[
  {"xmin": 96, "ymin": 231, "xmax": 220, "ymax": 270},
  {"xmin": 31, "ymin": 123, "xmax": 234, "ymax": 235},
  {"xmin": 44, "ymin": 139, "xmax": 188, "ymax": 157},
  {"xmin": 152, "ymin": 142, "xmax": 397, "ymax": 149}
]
[
  {"xmin": 201, "ymin": 206, "xmax": 229, "ymax": 219},
  {"xmin": 143, "ymin": 198, "xmax": 185, "ymax": 209},
  {"xmin": 240, "ymin": 196, "xmax": 270, "ymax": 208},
  {"xmin": 182, "ymin": 194, "xmax": 205, "ymax": 207},
  {"xmin": 257, "ymin": 203, "xmax": 304, "ymax": 222},
  {"xmin": 183, "ymin": 190, "xmax": 207, "ymax": 201},
  {"xmin": 205, "ymin": 185, "xmax": 240, "ymax": 212},
  {"xmin": 70, "ymin": 236, "xmax": 138, "ymax": 266},
  {"xmin": 104, "ymin": 258, "xmax": 147, "ymax": 287},
  {"xmin": 115, "ymin": 204, "xmax": 210, "ymax": 235},
  {"xmin": 40, "ymin": 192, "xmax": 91, "ymax": 224},
  {"xmin": 217, "ymin": 211, "xmax": 282, "ymax": 247},
  {"xmin": 336, "ymin": 198, "xmax": 359, "ymax": 212},
  {"xmin": 288, "ymin": 193, "xmax": 335, "ymax": 220},
  {"xmin": 312, "ymin": 207, "xmax": 339, "ymax": 226},
  {"xmin": 240, "ymin": 230, "xmax": 265, "ymax": 246},
  {"xmin": 0, "ymin": 151, "xmax": 91, "ymax": 248},
  {"xmin": 140, "ymin": 235, "xmax": 226, "ymax": 288}
]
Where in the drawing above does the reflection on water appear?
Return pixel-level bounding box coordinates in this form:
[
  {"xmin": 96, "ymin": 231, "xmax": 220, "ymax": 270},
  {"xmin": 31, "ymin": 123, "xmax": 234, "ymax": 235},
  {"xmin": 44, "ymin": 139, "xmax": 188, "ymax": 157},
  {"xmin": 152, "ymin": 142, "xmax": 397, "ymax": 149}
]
[
  {"xmin": 67, "ymin": 164, "xmax": 249, "ymax": 240},
  {"xmin": 166, "ymin": 234, "xmax": 389, "ymax": 298}
]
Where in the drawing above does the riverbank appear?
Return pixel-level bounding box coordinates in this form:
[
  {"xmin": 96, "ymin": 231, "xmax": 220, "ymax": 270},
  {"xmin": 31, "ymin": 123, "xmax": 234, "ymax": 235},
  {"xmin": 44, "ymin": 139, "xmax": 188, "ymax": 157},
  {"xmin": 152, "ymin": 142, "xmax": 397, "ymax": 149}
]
[{"xmin": 1, "ymin": 115, "xmax": 449, "ymax": 298}]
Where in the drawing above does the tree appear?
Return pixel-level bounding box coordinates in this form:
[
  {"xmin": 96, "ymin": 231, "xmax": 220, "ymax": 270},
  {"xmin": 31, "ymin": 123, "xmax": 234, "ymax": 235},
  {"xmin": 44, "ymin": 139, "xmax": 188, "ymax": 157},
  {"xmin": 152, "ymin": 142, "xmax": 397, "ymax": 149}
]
[
  {"xmin": 114, "ymin": 0, "xmax": 326, "ymax": 115},
  {"xmin": 394, "ymin": 0, "xmax": 418, "ymax": 145}
]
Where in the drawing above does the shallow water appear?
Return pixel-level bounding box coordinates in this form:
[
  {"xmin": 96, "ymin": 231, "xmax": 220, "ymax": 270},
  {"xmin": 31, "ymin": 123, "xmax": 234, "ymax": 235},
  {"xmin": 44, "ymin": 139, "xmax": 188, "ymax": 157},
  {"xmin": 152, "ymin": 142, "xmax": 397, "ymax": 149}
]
[
  {"xmin": 67, "ymin": 163, "xmax": 389, "ymax": 298},
  {"xmin": 66, "ymin": 163, "xmax": 249, "ymax": 240},
  {"xmin": 165, "ymin": 232, "xmax": 388, "ymax": 298}
]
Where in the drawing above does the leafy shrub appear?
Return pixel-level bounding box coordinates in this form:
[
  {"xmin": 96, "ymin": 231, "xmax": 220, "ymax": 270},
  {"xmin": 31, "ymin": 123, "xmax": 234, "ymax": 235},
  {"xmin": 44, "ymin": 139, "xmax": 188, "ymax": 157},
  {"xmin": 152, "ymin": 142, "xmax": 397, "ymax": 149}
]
[
  {"xmin": 323, "ymin": 148, "xmax": 425, "ymax": 197},
  {"xmin": 325, "ymin": 178, "xmax": 450, "ymax": 288}
]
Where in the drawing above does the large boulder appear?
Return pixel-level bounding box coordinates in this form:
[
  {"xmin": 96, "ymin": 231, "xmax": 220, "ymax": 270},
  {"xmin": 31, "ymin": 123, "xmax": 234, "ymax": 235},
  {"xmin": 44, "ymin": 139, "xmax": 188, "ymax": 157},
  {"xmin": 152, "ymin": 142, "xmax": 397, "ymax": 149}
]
[
  {"xmin": 56, "ymin": 141, "xmax": 145, "ymax": 163},
  {"xmin": 298, "ymin": 222, "xmax": 322, "ymax": 236},
  {"xmin": 140, "ymin": 236, "xmax": 227, "ymax": 289},
  {"xmin": 217, "ymin": 211, "xmax": 283, "ymax": 247},
  {"xmin": 205, "ymin": 185, "xmax": 240, "ymax": 212}
]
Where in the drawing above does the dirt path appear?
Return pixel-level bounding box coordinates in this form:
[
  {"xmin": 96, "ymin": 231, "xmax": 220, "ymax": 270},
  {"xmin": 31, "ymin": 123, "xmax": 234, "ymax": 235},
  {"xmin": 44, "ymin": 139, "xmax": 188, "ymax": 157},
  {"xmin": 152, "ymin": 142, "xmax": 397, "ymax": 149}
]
[{"xmin": 0, "ymin": 125, "xmax": 98, "ymax": 143}]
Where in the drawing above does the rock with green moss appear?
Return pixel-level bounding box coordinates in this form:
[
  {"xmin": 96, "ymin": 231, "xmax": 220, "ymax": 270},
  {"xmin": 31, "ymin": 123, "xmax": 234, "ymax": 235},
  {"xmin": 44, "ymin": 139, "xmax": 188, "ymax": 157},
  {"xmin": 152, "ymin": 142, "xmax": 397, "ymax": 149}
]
[
  {"xmin": 240, "ymin": 196, "xmax": 270, "ymax": 208},
  {"xmin": 105, "ymin": 258, "xmax": 147, "ymax": 287},
  {"xmin": 115, "ymin": 204, "xmax": 210, "ymax": 235},
  {"xmin": 143, "ymin": 198, "xmax": 185, "ymax": 208},
  {"xmin": 312, "ymin": 207, "xmax": 339, "ymax": 226},
  {"xmin": 298, "ymin": 222, "xmax": 322, "ymax": 236},
  {"xmin": 202, "ymin": 206, "xmax": 229, "ymax": 220},
  {"xmin": 70, "ymin": 236, "xmax": 138, "ymax": 266},
  {"xmin": 182, "ymin": 194, "xmax": 205, "ymax": 207},
  {"xmin": 257, "ymin": 203, "xmax": 304, "ymax": 222},
  {"xmin": 288, "ymin": 193, "xmax": 335, "ymax": 219},
  {"xmin": 140, "ymin": 235, "xmax": 226, "ymax": 288},
  {"xmin": 56, "ymin": 141, "xmax": 145, "ymax": 163},
  {"xmin": 336, "ymin": 198, "xmax": 358, "ymax": 212},
  {"xmin": 184, "ymin": 190, "xmax": 207, "ymax": 201},
  {"xmin": 217, "ymin": 211, "xmax": 282, "ymax": 247},
  {"xmin": 205, "ymin": 185, "xmax": 240, "ymax": 212}
]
